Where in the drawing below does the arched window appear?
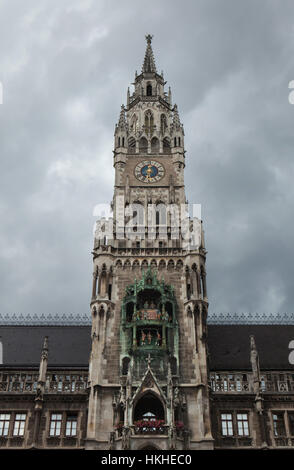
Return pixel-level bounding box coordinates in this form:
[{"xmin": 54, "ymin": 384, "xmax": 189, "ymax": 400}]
[
  {"xmin": 146, "ymin": 83, "xmax": 152, "ymax": 96},
  {"xmin": 122, "ymin": 137, "xmax": 125, "ymax": 147},
  {"xmin": 118, "ymin": 137, "xmax": 121, "ymax": 147},
  {"xmin": 155, "ymin": 203, "xmax": 167, "ymax": 226},
  {"xmin": 139, "ymin": 137, "xmax": 148, "ymax": 152},
  {"xmin": 122, "ymin": 357, "xmax": 130, "ymax": 375},
  {"xmin": 144, "ymin": 111, "xmax": 154, "ymax": 136}
]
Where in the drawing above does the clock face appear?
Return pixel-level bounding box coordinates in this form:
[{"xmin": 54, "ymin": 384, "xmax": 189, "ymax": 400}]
[{"xmin": 134, "ymin": 160, "xmax": 165, "ymax": 183}]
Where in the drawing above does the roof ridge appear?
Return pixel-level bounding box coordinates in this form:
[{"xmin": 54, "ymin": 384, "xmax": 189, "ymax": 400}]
[
  {"xmin": 0, "ymin": 312, "xmax": 293, "ymax": 326},
  {"xmin": 0, "ymin": 312, "xmax": 91, "ymax": 326}
]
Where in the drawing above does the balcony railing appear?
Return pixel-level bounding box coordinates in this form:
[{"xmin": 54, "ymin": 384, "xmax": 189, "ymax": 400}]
[
  {"xmin": 210, "ymin": 373, "xmax": 252, "ymax": 393},
  {"xmin": 0, "ymin": 372, "xmax": 88, "ymax": 394},
  {"xmin": 210, "ymin": 372, "xmax": 294, "ymax": 394}
]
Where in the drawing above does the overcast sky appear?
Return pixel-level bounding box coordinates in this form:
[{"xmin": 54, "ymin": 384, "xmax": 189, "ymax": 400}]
[{"xmin": 0, "ymin": 0, "xmax": 293, "ymax": 318}]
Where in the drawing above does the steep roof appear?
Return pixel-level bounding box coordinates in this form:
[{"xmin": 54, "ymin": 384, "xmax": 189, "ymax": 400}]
[{"xmin": 1, "ymin": 323, "xmax": 294, "ymax": 371}]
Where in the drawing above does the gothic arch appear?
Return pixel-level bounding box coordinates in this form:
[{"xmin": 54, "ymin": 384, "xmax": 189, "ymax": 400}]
[
  {"xmin": 141, "ymin": 259, "xmax": 149, "ymax": 269},
  {"xmin": 132, "ymin": 259, "xmax": 140, "ymax": 269},
  {"xmin": 122, "ymin": 357, "xmax": 130, "ymax": 375},
  {"xmin": 133, "ymin": 390, "xmax": 165, "ymax": 423},
  {"xmin": 124, "ymin": 259, "xmax": 131, "ymax": 269},
  {"xmin": 139, "ymin": 136, "xmax": 148, "ymax": 151},
  {"xmin": 150, "ymin": 259, "xmax": 157, "ymax": 269},
  {"xmin": 167, "ymin": 259, "xmax": 175, "ymax": 271},
  {"xmin": 98, "ymin": 265, "xmax": 107, "ymax": 296},
  {"xmin": 146, "ymin": 82, "xmax": 152, "ymax": 96},
  {"xmin": 155, "ymin": 202, "xmax": 167, "ymax": 226},
  {"xmin": 176, "ymin": 260, "xmax": 183, "ymax": 271},
  {"xmin": 158, "ymin": 259, "xmax": 166, "ymax": 270}
]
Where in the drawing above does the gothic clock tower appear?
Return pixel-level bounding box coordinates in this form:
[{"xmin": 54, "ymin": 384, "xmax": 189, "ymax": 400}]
[{"xmin": 86, "ymin": 35, "xmax": 213, "ymax": 450}]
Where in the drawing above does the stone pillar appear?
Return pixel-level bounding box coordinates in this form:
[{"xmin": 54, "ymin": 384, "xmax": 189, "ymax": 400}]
[
  {"xmin": 250, "ymin": 335, "xmax": 268, "ymax": 448},
  {"xmin": 32, "ymin": 337, "xmax": 48, "ymax": 447}
]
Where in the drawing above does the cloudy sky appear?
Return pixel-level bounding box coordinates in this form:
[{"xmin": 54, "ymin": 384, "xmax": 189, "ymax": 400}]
[{"xmin": 0, "ymin": 0, "xmax": 293, "ymax": 318}]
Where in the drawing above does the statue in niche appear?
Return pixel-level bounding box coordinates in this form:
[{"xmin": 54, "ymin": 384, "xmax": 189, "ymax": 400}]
[
  {"xmin": 147, "ymin": 330, "xmax": 152, "ymax": 344},
  {"xmin": 133, "ymin": 310, "xmax": 141, "ymax": 321},
  {"xmin": 156, "ymin": 331, "xmax": 161, "ymax": 346},
  {"xmin": 150, "ymin": 300, "xmax": 155, "ymax": 309},
  {"xmin": 141, "ymin": 330, "xmax": 146, "ymax": 346},
  {"xmin": 162, "ymin": 309, "xmax": 169, "ymax": 322}
]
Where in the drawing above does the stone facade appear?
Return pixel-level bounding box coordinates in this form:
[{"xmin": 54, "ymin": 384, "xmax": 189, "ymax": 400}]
[{"xmin": 0, "ymin": 36, "xmax": 293, "ymax": 451}]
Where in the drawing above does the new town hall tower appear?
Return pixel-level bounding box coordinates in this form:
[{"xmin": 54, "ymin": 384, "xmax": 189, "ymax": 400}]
[{"xmin": 86, "ymin": 35, "xmax": 213, "ymax": 450}]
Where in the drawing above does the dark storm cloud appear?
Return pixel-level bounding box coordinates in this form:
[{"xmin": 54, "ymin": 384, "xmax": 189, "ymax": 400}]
[{"xmin": 0, "ymin": 0, "xmax": 293, "ymax": 316}]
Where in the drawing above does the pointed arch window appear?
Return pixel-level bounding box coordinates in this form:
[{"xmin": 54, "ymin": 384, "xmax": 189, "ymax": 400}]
[
  {"xmin": 146, "ymin": 83, "xmax": 152, "ymax": 96},
  {"xmin": 155, "ymin": 203, "xmax": 167, "ymax": 226},
  {"xmin": 139, "ymin": 137, "xmax": 148, "ymax": 152}
]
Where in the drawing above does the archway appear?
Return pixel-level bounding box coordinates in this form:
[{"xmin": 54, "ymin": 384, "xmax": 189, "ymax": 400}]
[{"xmin": 134, "ymin": 392, "xmax": 165, "ymax": 422}]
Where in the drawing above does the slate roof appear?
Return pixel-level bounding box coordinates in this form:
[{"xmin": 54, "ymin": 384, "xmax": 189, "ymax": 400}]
[
  {"xmin": 0, "ymin": 326, "xmax": 91, "ymax": 367},
  {"xmin": 1, "ymin": 323, "xmax": 294, "ymax": 371}
]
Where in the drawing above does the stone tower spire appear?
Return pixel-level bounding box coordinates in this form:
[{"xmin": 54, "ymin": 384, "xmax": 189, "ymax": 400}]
[{"xmin": 142, "ymin": 34, "xmax": 157, "ymax": 73}]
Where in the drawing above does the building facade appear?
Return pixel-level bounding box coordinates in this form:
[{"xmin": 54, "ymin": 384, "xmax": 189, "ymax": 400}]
[{"xmin": 0, "ymin": 37, "xmax": 294, "ymax": 450}]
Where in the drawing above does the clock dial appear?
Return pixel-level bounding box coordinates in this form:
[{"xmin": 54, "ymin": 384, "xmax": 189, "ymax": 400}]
[{"xmin": 134, "ymin": 160, "xmax": 165, "ymax": 183}]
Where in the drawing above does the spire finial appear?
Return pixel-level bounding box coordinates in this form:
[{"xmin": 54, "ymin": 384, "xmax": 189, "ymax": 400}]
[{"xmin": 145, "ymin": 34, "xmax": 153, "ymax": 45}]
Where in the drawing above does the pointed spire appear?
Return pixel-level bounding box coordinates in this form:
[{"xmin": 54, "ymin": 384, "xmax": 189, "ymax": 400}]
[
  {"xmin": 172, "ymin": 104, "xmax": 181, "ymax": 128},
  {"xmin": 142, "ymin": 34, "xmax": 157, "ymax": 73},
  {"xmin": 127, "ymin": 87, "xmax": 130, "ymax": 107},
  {"xmin": 168, "ymin": 86, "xmax": 172, "ymax": 106},
  {"xmin": 118, "ymin": 104, "xmax": 126, "ymax": 129}
]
